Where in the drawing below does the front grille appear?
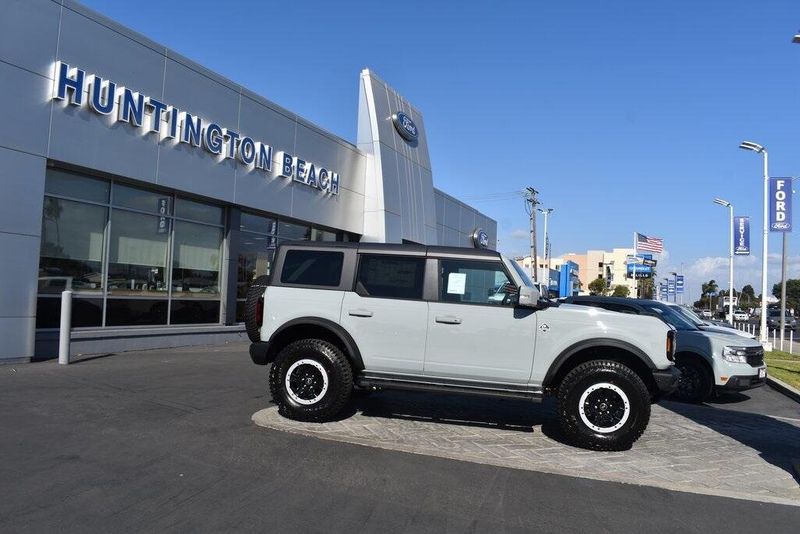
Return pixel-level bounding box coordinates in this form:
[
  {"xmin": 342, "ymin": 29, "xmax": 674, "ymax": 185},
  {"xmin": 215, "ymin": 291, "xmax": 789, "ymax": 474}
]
[{"xmin": 743, "ymin": 346, "xmax": 764, "ymax": 367}]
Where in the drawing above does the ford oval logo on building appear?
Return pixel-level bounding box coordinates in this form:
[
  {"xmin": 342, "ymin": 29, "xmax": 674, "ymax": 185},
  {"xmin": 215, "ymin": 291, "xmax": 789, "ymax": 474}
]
[
  {"xmin": 392, "ymin": 112, "xmax": 419, "ymax": 143},
  {"xmin": 472, "ymin": 228, "xmax": 489, "ymax": 249}
]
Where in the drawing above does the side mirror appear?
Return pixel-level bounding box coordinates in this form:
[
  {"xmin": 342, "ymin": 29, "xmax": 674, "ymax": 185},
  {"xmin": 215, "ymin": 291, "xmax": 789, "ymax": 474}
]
[{"xmin": 517, "ymin": 285, "xmax": 540, "ymax": 308}]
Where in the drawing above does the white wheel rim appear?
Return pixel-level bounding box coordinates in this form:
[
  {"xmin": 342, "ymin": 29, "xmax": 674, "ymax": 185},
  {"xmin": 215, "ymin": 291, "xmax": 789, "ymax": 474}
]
[
  {"xmin": 578, "ymin": 382, "xmax": 631, "ymax": 434},
  {"xmin": 285, "ymin": 359, "xmax": 329, "ymax": 405}
]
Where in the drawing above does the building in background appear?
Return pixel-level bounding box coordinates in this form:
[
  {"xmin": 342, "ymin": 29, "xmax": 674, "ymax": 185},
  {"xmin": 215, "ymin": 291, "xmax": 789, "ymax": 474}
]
[
  {"xmin": 0, "ymin": 1, "xmax": 496, "ymax": 363},
  {"xmin": 515, "ymin": 256, "xmax": 581, "ymax": 298},
  {"xmin": 518, "ymin": 247, "xmax": 646, "ymax": 297}
]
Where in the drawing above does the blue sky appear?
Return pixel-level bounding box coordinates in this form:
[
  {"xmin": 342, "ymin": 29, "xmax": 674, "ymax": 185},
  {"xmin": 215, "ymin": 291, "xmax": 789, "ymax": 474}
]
[{"xmin": 82, "ymin": 0, "xmax": 800, "ymax": 300}]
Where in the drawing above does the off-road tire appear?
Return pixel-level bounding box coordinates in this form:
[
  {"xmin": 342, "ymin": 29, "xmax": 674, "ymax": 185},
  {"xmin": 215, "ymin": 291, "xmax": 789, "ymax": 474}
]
[
  {"xmin": 244, "ymin": 275, "xmax": 271, "ymax": 343},
  {"xmin": 672, "ymin": 358, "xmax": 712, "ymax": 403},
  {"xmin": 269, "ymin": 339, "xmax": 353, "ymax": 422},
  {"xmin": 557, "ymin": 360, "xmax": 651, "ymax": 451}
]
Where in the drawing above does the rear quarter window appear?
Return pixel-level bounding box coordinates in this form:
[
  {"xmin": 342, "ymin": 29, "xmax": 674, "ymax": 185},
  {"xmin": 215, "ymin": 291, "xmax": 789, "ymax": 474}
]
[{"xmin": 280, "ymin": 250, "xmax": 344, "ymax": 287}]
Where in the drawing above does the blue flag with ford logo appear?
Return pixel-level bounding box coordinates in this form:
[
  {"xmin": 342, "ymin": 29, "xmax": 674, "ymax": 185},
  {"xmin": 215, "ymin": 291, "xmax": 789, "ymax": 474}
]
[
  {"xmin": 734, "ymin": 216, "xmax": 750, "ymax": 255},
  {"xmin": 769, "ymin": 178, "xmax": 792, "ymax": 232}
]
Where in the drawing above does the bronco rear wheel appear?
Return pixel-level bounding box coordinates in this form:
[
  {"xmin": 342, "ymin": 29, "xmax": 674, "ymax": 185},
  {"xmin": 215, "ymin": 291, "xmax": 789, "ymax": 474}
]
[
  {"xmin": 269, "ymin": 339, "xmax": 353, "ymax": 422},
  {"xmin": 557, "ymin": 360, "xmax": 651, "ymax": 451}
]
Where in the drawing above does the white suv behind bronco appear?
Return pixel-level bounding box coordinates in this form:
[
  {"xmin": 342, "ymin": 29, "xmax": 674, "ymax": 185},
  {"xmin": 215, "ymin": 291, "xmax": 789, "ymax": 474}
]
[{"xmin": 246, "ymin": 242, "xmax": 679, "ymax": 451}]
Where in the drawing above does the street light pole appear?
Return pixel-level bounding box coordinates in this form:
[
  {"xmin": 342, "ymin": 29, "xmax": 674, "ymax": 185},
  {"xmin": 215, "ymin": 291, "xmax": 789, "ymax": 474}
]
[
  {"xmin": 740, "ymin": 141, "xmax": 769, "ymax": 346},
  {"xmin": 713, "ymin": 198, "xmax": 735, "ymax": 324}
]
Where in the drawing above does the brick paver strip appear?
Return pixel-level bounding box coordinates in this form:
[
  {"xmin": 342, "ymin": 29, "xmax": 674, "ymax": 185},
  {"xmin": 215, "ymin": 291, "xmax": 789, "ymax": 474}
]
[{"xmin": 252, "ymin": 392, "xmax": 800, "ymax": 505}]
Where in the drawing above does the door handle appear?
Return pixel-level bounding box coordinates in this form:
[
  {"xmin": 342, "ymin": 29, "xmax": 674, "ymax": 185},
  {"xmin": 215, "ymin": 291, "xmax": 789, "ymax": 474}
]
[
  {"xmin": 348, "ymin": 309, "xmax": 373, "ymax": 318},
  {"xmin": 435, "ymin": 315, "xmax": 462, "ymax": 325}
]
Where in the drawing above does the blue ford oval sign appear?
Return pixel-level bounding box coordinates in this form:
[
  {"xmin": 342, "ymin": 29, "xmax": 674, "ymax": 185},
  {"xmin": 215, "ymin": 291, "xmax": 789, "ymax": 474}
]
[
  {"xmin": 472, "ymin": 228, "xmax": 489, "ymax": 249},
  {"xmin": 392, "ymin": 112, "xmax": 419, "ymax": 143}
]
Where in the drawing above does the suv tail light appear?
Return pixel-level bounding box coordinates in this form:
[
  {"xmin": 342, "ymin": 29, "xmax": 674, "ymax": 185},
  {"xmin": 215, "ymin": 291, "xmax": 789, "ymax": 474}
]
[
  {"xmin": 256, "ymin": 297, "xmax": 264, "ymax": 328},
  {"xmin": 666, "ymin": 330, "xmax": 676, "ymax": 362}
]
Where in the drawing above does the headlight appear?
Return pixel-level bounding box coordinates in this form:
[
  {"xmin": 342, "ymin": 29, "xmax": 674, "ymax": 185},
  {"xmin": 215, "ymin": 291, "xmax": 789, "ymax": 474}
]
[{"xmin": 722, "ymin": 346, "xmax": 748, "ymax": 364}]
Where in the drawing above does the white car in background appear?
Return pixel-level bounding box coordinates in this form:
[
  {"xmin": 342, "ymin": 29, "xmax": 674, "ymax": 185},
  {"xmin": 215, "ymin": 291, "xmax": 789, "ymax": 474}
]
[{"xmin": 732, "ymin": 309, "xmax": 749, "ymax": 322}]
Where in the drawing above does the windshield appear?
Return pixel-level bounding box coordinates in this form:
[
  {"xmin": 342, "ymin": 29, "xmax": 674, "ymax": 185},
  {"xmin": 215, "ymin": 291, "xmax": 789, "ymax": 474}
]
[
  {"xmin": 672, "ymin": 306, "xmax": 705, "ymax": 327},
  {"xmin": 643, "ymin": 303, "xmax": 698, "ymax": 331},
  {"xmin": 508, "ymin": 257, "xmax": 534, "ymax": 288}
]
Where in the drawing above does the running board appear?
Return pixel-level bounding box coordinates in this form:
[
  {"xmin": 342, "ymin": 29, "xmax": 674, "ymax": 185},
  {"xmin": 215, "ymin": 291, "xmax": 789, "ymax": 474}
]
[{"xmin": 356, "ymin": 373, "xmax": 543, "ymax": 402}]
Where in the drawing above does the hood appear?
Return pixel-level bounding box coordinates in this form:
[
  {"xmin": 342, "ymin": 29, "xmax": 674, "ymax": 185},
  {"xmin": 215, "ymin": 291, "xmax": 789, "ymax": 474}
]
[
  {"xmin": 685, "ymin": 329, "xmax": 762, "ymax": 347},
  {"xmin": 699, "ymin": 324, "xmax": 756, "ymax": 339}
]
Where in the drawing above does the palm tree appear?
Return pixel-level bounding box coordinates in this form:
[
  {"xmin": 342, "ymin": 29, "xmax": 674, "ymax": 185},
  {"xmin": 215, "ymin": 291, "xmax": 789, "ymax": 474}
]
[{"xmin": 701, "ymin": 279, "xmax": 719, "ymax": 311}]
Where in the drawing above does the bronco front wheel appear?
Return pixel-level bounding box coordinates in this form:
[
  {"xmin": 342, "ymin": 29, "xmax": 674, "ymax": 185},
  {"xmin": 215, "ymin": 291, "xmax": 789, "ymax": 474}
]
[{"xmin": 557, "ymin": 360, "xmax": 651, "ymax": 451}]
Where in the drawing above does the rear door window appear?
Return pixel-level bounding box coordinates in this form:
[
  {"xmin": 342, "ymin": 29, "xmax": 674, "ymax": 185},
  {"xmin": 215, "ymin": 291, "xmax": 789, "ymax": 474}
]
[
  {"xmin": 356, "ymin": 255, "xmax": 425, "ymax": 299},
  {"xmin": 280, "ymin": 250, "xmax": 344, "ymax": 287}
]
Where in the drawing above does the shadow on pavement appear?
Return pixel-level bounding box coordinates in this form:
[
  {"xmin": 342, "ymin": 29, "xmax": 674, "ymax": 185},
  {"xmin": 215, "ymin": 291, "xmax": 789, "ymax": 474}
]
[
  {"xmin": 703, "ymin": 391, "xmax": 752, "ymax": 405},
  {"xmin": 662, "ymin": 400, "xmax": 800, "ymax": 485},
  {"xmin": 346, "ymin": 390, "xmax": 558, "ymax": 433}
]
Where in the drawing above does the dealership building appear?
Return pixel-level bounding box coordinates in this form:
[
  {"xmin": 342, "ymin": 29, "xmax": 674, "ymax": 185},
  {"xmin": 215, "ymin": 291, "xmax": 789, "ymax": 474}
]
[{"xmin": 0, "ymin": 0, "xmax": 497, "ymax": 363}]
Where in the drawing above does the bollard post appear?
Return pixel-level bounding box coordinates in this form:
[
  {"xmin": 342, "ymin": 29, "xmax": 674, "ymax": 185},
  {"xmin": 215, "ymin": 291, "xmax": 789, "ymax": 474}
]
[
  {"xmin": 791, "ymin": 329, "xmax": 794, "ymax": 355},
  {"xmin": 58, "ymin": 290, "xmax": 72, "ymax": 365},
  {"xmin": 772, "ymin": 329, "xmax": 776, "ymax": 349}
]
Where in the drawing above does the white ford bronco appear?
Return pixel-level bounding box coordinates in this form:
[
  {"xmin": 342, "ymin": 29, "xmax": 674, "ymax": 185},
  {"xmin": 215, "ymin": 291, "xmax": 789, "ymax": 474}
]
[{"xmin": 246, "ymin": 242, "xmax": 679, "ymax": 450}]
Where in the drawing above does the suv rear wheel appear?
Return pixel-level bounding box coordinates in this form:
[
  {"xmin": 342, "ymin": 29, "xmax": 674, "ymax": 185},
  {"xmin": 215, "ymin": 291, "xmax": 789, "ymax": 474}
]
[
  {"xmin": 557, "ymin": 360, "xmax": 651, "ymax": 451},
  {"xmin": 269, "ymin": 339, "xmax": 353, "ymax": 421}
]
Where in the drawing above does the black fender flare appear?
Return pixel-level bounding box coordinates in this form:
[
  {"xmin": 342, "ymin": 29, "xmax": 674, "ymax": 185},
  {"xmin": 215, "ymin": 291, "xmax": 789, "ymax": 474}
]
[
  {"xmin": 267, "ymin": 316, "xmax": 365, "ymax": 371},
  {"xmin": 542, "ymin": 338, "xmax": 657, "ymax": 388}
]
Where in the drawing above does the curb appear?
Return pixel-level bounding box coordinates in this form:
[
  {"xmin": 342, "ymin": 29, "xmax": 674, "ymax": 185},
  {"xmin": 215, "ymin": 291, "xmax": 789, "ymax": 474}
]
[{"xmin": 766, "ymin": 376, "xmax": 800, "ymax": 404}]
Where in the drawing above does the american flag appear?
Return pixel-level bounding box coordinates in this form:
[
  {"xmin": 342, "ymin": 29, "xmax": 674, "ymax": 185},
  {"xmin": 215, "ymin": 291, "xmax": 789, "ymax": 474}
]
[{"xmin": 636, "ymin": 233, "xmax": 663, "ymax": 253}]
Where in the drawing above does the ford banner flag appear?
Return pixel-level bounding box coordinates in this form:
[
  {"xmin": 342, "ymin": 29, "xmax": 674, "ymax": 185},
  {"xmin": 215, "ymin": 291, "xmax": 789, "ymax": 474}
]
[
  {"xmin": 734, "ymin": 216, "xmax": 750, "ymax": 255},
  {"xmin": 769, "ymin": 178, "xmax": 792, "ymax": 232}
]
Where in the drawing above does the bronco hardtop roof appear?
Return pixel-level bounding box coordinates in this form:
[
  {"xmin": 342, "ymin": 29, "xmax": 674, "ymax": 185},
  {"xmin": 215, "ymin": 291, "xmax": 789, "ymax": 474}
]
[{"xmin": 277, "ymin": 240, "xmax": 502, "ymax": 259}]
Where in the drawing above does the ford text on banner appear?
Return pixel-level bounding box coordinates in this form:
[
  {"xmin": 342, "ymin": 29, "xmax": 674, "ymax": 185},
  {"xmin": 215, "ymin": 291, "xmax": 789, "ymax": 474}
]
[
  {"xmin": 734, "ymin": 216, "xmax": 750, "ymax": 255},
  {"xmin": 769, "ymin": 178, "xmax": 792, "ymax": 232},
  {"xmin": 676, "ymin": 275, "xmax": 684, "ymax": 294}
]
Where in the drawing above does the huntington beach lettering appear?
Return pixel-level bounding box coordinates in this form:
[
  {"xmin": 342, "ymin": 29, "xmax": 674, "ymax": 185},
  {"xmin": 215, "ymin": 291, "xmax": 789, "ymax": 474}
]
[{"xmin": 52, "ymin": 61, "xmax": 339, "ymax": 196}]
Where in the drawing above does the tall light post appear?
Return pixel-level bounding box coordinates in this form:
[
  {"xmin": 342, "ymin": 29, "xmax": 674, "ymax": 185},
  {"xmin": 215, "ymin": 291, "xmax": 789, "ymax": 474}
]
[
  {"xmin": 713, "ymin": 198, "xmax": 734, "ymax": 324},
  {"xmin": 537, "ymin": 208, "xmax": 554, "ymax": 283},
  {"xmin": 739, "ymin": 140, "xmax": 769, "ymax": 345}
]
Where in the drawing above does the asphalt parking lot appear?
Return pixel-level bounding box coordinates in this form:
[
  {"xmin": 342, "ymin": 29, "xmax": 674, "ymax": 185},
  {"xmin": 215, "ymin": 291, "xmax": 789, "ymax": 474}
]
[{"xmin": 2, "ymin": 342, "xmax": 799, "ymax": 532}]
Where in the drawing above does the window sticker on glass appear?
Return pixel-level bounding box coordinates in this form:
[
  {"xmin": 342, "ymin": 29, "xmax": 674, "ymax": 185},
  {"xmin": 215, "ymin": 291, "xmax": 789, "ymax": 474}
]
[{"xmin": 447, "ymin": 272, "xmax": 467, "ymax": 294}]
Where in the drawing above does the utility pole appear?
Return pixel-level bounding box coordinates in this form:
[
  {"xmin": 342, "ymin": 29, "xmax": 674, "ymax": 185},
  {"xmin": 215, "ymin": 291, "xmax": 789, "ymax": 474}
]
[
  {"xmin": 524, "ymin": 187, "xmax": 540, "ymax": 281},
  {"xmin": 538, "ymin": 208, "xmax": 554, "ymax": 283}
]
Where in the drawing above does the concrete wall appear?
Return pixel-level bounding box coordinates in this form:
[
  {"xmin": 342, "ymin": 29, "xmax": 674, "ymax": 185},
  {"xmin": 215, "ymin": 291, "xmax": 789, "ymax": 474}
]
[{"xmin": 434, "ymin": 189, "xmax": 497, "ymax": 249}]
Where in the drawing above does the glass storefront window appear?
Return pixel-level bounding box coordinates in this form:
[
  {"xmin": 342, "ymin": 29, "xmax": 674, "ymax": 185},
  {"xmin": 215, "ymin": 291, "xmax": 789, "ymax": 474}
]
[
  {"xmin": 311, "ymin": 228, "xmax": 337, "ymax": 241},
  {"xmin": 36, "ymin": 296, "xmax": 103, "ymax": 328},
  {"xmin": 171, "ymin": 300, "xmax": 220, "ymax": 325},
  {"xmin": 39, "ymin": 197, "xmax": 106, "ymax": 293},
  {"xmin": 237, "ymin": 234, "xmax": 276, "ymax": 299},
  {"xmin": 278, "ymin": 221, "xmax": 310, "ymax": 241},
  {"xmin": 175, "ymin": 197, "xmax": 223, "ymax": 225},
  {"xmin": 113, "ymin": 183, "xmax": 172, "ymax": 215},
  {"xmin": 171, "ymin": 220, "xmax": 222, "ymax": 298},
  {"xmin": 45, "ymin": 169, "xmax": 109, "ymax": 203},
  {"xmin": 106, "ymin": 299, "xmax": 168, "ymax": 326},
  {"xmin": 38, "ymin": 169, "xmax": 350, "ymax": 329},
  {"xmin": 241, "ymin": 212, "xmax": 276, "ymax": 235},
  {"xmin": 107, "ymin": 210, "xmax": 170, "ymax": 296}
]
